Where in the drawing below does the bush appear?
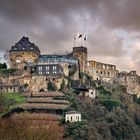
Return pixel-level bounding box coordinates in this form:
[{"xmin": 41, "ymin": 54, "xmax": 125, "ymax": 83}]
[
  {"xmin": 100, "ymin": 99, "xmax": 121, "ymax": 111},
  {"xmin": 64, "ymin": 121, "xmax": 87, "ymax": 140},
  {"xmin": 96, "ymin": 86, "xmax": 112, "ymax": 98},
  {"xmin": 60, "ymin": 79, "xmax": 66, "ymax": 91}
]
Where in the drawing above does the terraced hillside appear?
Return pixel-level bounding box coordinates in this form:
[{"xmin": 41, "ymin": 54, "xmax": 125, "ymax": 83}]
[{"xmin": 15, "ymin": 91, "xmax": 70, "ymax": 116}]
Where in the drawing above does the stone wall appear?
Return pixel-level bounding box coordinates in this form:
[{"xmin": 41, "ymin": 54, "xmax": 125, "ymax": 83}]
[
  {"xmin": 9, "ymin": 51, "xmax": 39, "ymax": 69},
  {"xmin": 72, "ymin": 46, "xmax": 87, "ymax": 73},
  {"xmin": 29, "ymin": 75, "xmax": 66, "ymax": 92}
]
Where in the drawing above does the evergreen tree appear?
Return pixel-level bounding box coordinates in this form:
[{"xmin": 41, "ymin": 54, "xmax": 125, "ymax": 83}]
[
  {"xmin": 47, "ymin": 81, "xmax": 57, "ymax": 91},
  {"xmin": 2, "ymin": 63, "xmax": 7, "ymax": 69},
  {"xmin": 60, "ymin": 79, "xmax": 65, "ymax": 91}
]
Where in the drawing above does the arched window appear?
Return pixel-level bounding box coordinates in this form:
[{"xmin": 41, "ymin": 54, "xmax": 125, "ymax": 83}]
[
  {"xmin": 22, "ymin": 47, "xmax": 25, "ymax": 50},
  {"xmin": 30, "ymin": 47, "xmax": 34, "ymax": 50},
  {"xmin": 71, "ymin": 116, "xmax": 72, "ymax": 121},
  {"xmin": 14, "ymin": 47, "xmax": 17, "ymax": 50}
]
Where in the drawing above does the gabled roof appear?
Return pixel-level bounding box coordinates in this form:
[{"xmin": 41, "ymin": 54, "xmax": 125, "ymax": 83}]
[
  {"xmin": 65, "ymin": 111, "xmax": 81, "ymax": 114},
  {"xmin": 10, "ymin": 36, "xmax": 40, "ymax": 52}
]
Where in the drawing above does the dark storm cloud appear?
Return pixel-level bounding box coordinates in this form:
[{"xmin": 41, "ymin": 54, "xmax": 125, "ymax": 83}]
[
  {"xmin": 99, "ymin": 0, "xmax": 140, "ymax": 31},
  {"xmin": 0, "ymin": 0, "xmax": 140, "ymax": 72}
]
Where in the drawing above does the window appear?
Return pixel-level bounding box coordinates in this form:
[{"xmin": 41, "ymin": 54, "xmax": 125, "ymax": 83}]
[
  {"xmin": 53, "ymin": 71, "xmax": 57, "ymax": 74},
  {"xmin": 53, "ymin": 66, "xmax": 57, "ymax": 70},
  {"xmin": 39, "ymin": 72, "xmax": 42, "ymax": 75},
  {"xmin": 30, "ymin": 47, "xmax": 33, "ymax": 50},
  {"xmin": 22, "ymin": 47, "xmax": 25, "ymax": 50},
  {"xmin": 14, "ymin": 47, "xmax": 17, "ymax": 50},
  {"xmin": 46, "ymin": 71, "xmax": 49, "ymax": 74},
  {"xmin": 46, "ymin": 66, "xmax": 49, "ymax": 70},
  {"xmin": 67, "ymin": 116, "xmax": 69, "ymax": 121},
  {"xmin": 71, "ymin": 116, "xmax": 72, "ymax": 121},
  {"xmin": 38, "ymin": 66, "xmax": 42, "ymax": 71}
]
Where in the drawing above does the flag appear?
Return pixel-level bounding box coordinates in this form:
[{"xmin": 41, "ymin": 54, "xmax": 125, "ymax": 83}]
[
  {"xmin": 78, "ymin": 34, "xmax": 82, "ymax": 39},
  {"xmin": 84, "ymin": 36, "xmax": 86, "ymax": 41}
]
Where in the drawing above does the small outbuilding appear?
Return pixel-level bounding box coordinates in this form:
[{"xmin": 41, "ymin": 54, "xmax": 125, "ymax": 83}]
[
  {"xmin": 75, "ymin": 86, "xmax": 97, "ymax": 99},
  {"xmin": 65, "ymin": 111, "xmax": 81, "ymax": 122},
  {"xmin": 84, "ymin": 88, "xmax": 96, "ymax": 98}
]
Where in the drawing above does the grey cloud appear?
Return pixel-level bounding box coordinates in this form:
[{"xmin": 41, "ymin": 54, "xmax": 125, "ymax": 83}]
[
  {"xmin": 99, "ymin": 0, "xmax": 140, "ymax": 31},
  {"xmin": 0, "ymin": 0, "xmax": 140, "ymax": 73}
]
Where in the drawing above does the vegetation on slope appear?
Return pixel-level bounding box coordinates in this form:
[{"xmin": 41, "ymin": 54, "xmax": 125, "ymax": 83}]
[
  {"xmin": 0, "ymin": 117, "xmax": 66, "ymax": 140},
  {"xmin": 64, "ymin": 84, "xmax": 140, "ymax": 140},
  {"xmin": 0, "ymin": 92, "xmax": 26, "ymax": 116}
]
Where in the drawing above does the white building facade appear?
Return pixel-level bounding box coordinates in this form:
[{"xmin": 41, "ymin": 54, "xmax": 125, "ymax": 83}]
[
  {"xmin": 85, "ymin": 88, "xmax": 96, "ymax": 98},
  {"xmin": 65, "ymin": 111, "xmax": 81, "ymax": 122}
]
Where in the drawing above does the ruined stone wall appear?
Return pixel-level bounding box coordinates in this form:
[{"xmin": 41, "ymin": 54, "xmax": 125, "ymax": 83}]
[
  {"xmin": 117, "ymin": 71, "xmax": 140, "ymax": 96},
  {"xmin": 87, "ymin": 60, "xmax": 118, "ymax": 83}
]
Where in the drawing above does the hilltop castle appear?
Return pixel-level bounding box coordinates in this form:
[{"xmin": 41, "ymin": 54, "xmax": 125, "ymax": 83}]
[{"xmin": 0, "ymin": 36, "xmax": 139, "ymax": 96}]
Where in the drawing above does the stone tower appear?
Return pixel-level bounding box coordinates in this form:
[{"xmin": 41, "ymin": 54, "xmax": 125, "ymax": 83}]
[
  {"xmin": 9, "ymin": 36, "xmax": 40, "ymax": 69},
  {"xmin": 72, "ymin": 46, "xmax": 87, "ymax": 73}
]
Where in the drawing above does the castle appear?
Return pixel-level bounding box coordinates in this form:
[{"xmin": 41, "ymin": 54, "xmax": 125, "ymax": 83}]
[{"xmin": 0, "ymin": 36, "xmax": 140, "ymax": 96}]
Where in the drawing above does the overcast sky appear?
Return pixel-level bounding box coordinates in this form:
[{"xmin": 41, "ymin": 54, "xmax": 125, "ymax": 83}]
[{"xmin": 0, "ymin": 0, "xmax": 140, "ymax": 73}]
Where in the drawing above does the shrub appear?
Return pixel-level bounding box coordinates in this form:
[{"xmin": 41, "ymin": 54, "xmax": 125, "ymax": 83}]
[
  {"xmin": 60, "ymin": 79, "xmax": 66, "ymax": 91},
  {"xmin": 96, "ymin": 86, "xmax": 112, "ymax": 97},
  {"xmin": 100, "ymin": 99, "xmax": 121, "ymax": 111},
  {"xmin": 64, "ymin": 121, "xmax": 87, "ymax": 140}
]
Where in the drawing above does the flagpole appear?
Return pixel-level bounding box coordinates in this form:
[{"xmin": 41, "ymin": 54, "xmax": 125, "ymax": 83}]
[
  {"xmin": 78, "ymin": 34, "xmax": 82, "ymax": 46},
  {"xmin": 74, "ymin": 35, "xmax": 76, "ymax": 47},
  {"xmin": 81, "ymin": 36, "xmax": 82, "ymax": 46},
  {"xmin": 84, "ymin": 36, "xmax": 87, "ymax": 47}
]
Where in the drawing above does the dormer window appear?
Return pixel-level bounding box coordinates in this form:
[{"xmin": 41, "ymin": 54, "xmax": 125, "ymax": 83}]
[
  {"xmin": 22, "ymin": 47, "xmax": 25, "ymax": 50},
  {"xmin": 14, "ymin": 47, "xmax": 17, "ymax": 50}
]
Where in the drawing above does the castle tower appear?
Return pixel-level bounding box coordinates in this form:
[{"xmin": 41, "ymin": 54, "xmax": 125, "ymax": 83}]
[
  {"xmin": 9, "ymin": 36, "xmax": 40, "ymax": 69},
  {"xmin": 72, "ymin": 46, "xmax": 87, "ymax": 73}
]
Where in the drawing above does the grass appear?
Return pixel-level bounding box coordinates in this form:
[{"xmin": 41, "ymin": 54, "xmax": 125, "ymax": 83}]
[
  {"xmin": 0, "ymin": 92, "xmax": 26, "ymax": 117},
  {"xmin": 3, "ymin": 92, "xmax": 26, "ymax": 105}
]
